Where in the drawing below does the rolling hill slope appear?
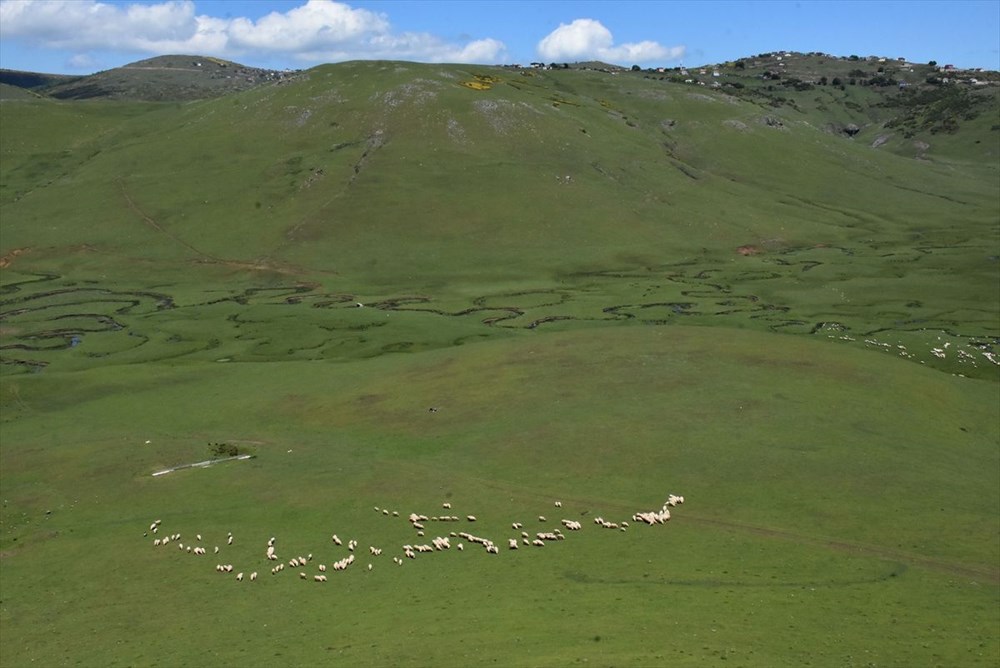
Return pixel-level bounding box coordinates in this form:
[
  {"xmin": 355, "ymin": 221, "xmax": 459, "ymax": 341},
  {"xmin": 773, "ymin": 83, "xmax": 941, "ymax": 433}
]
[{"xmin": 0, "ymin": 57, "xmax": 998, "ymax": 667}]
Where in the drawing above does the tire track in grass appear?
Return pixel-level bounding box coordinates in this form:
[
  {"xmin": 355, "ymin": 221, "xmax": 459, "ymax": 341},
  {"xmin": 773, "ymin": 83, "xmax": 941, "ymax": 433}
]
[
  {"xmin": 688, "ymin": 514, "xmax": 999, "ymax": 585},
  {"xmin": 117, "ymin": 178, "xmax": 323, "ymax": 277},
  {"xmin": 117, "ymin": 177, "xmax": 220, "ymax": 262}
]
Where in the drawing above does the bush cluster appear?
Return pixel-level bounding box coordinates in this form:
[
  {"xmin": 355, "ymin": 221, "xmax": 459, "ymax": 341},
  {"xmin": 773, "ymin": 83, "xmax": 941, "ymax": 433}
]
[{"xmin": 209, "ymin": 442, "xmax": 240, "ymax": 457}]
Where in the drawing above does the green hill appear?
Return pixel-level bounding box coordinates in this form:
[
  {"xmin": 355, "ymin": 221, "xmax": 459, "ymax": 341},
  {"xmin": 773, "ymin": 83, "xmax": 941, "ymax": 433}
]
[
  {"xmin": 0, "ymin": 57, "xmax": 997, "ymax": 667},
  {"xmin": 6, "ymin": 55, "xmax": 299, "ymax": 102}
]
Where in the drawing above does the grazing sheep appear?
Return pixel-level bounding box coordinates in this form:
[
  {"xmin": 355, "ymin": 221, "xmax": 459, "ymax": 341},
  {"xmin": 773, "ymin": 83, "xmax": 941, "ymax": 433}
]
[
  {"xmin": 214, "ymin": 546, "xmax": 220, "ymax": 554},
  {"xmin": 319, "ymin": 564, "xmax": 327, "ymax": 572},
  {"xmin": 442, "ymin": 502, "xmax": 451, "ymax": 509},
  {"xmin": 512, "ymin": 522, "xmax": 523, "ymax": 530},
  {"xmin": 236, "ymin": 572, "xmax": 244, "ymax": 581},
  {"xmin": 466, "ymin": 515, "xmax": 477, "ymax": 522},
  {"xmin": 367, "ymin": 564, "xmax": 373, "ymax": 571},
  {"xmin": 456, "ymin": 543, "xmax": 464, "ymax": 551},
  {"xmin": 538, "ymin": 516, "xmax": 546, "ymax": 522},
  {"xmin": 332, "ymin": 534, "xmax": 342, "ymax": 545},
  {"xmin": 196, "ymin": 534, "xmax": 202, "ymax": 542},
  {"xmin": 300, "ymin": 572, "xmax": 307, "ymax": 580},
  {"xmin": 554, "ymin": 501, "xmax": 562, "ymax": 508},
  {"xmin": 250, "ymin": 572, "xmax": 257, "ymax": 581},
  {"xmin": 153, "ymin": 538, "xmax": 161, "ymax": 547},
  {"xmin": 227, "ymin": 536, "xmax": 234, "ymax": 545},
  {"xmin": 532, "ymin": 539, "xmax": 545, "ymax": 547},
  {"xmin": 508, "ymin": 539, "xmax": 519, "ymax": 550}
]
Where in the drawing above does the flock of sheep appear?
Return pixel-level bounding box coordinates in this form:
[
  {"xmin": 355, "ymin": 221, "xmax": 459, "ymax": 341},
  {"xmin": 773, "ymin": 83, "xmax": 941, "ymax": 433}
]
[{"xmin": 145, "ymin": 495, "xmax": 685, "ymax": 582}]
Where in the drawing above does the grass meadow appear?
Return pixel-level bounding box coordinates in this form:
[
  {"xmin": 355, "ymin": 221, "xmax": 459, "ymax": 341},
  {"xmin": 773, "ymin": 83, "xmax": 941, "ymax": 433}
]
[{"xmin": 1, "ymin": 60, "xmax": 998, "ymax": 666}]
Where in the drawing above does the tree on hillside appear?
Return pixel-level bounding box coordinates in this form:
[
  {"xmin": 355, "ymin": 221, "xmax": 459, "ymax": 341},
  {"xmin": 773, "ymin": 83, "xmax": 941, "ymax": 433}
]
[{"xmin": 631, "ymin": 64, "xmax": 641, "ymax": 71}]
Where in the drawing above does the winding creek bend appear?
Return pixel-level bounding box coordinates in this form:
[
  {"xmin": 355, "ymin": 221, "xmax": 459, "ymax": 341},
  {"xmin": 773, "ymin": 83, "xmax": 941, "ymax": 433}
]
[{"xmin": 1, "ymin": 246, "xmax": 997, "ymax": 377}]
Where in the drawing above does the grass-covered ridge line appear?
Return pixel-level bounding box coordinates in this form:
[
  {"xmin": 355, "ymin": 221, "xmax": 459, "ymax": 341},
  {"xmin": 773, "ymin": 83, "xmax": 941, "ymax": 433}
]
[{"xmin": 1, "ymin": 57, "xmax": 998, "ymax": 666}]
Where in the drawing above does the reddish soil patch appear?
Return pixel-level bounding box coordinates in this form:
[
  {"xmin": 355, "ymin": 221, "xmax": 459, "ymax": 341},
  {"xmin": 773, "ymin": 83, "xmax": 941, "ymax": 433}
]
[
  {"xmin": 0, "ymin": 247, "xmax": 30, "ymax": 268},
  {"xmin": 736, "ymin": 245, "xmax": 761, "ymax": 256}
]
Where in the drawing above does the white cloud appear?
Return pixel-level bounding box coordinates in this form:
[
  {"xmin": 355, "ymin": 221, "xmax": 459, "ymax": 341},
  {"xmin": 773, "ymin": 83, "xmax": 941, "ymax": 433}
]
[
  {"xmin": 0, "ymin": 0, "xmax": 506, "ymax": 65},
  {"xmin": 537, "ymin": 18, "xmax": 683, "ymax": 64}
]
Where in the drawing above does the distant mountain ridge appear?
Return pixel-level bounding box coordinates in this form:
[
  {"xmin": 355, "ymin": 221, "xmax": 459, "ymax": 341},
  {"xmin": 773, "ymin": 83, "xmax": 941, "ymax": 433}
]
[{"xmin": 1, "ymin": 55, "xmax": 301, "ymax": 101}]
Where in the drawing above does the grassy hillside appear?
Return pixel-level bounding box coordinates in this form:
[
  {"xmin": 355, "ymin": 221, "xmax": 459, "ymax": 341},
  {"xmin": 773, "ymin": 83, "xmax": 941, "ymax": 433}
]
[
  {"xmin": 1, "ymin": 58, "xmax": 998, "ymax": 666},
  {"xmin": 34, "ymin": 55, "xmax": 300, "ymax": 101}
]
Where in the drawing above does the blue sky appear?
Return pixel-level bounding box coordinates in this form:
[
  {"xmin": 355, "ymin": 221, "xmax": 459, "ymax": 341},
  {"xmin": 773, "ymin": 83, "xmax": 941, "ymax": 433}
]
[{"xmin": 1, "ymin": 0, "xmax": 998, "ymax": 74}]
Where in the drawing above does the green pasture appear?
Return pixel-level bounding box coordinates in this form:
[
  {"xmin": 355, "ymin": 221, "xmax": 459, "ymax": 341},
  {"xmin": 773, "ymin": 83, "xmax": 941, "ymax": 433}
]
[
  {"xmin": 1, "ymin": 60, "xmax": 998, "ymax": 666},
  {"xmin": 1, "ymin": 327, "xmax": 997, "ymax": 666}
]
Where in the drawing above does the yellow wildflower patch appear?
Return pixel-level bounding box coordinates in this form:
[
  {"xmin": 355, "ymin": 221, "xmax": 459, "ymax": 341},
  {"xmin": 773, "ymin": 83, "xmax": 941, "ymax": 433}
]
[{"xmin": 459, "ymin": 74, "xmax": 501, "ymax": 91}]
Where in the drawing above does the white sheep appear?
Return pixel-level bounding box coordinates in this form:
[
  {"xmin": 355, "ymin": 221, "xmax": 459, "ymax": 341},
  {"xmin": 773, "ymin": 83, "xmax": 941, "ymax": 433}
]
[
  {"xmin": 250, "ymin": 572, "xmax": 257, "ymax": 581},
  {"xmin": 236, "ymin": 572, "xmax": 244, "ymax": 581}
]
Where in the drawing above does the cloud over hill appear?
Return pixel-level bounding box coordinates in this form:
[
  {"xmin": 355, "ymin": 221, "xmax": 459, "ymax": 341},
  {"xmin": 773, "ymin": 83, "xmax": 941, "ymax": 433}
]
[
  {"xmin": 0, "ymin": 0, "xmax": 508, "ymax": 65},
  {"xmin": 537, "ymin": 18, "xmax": 684, "ymax": 63}
]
